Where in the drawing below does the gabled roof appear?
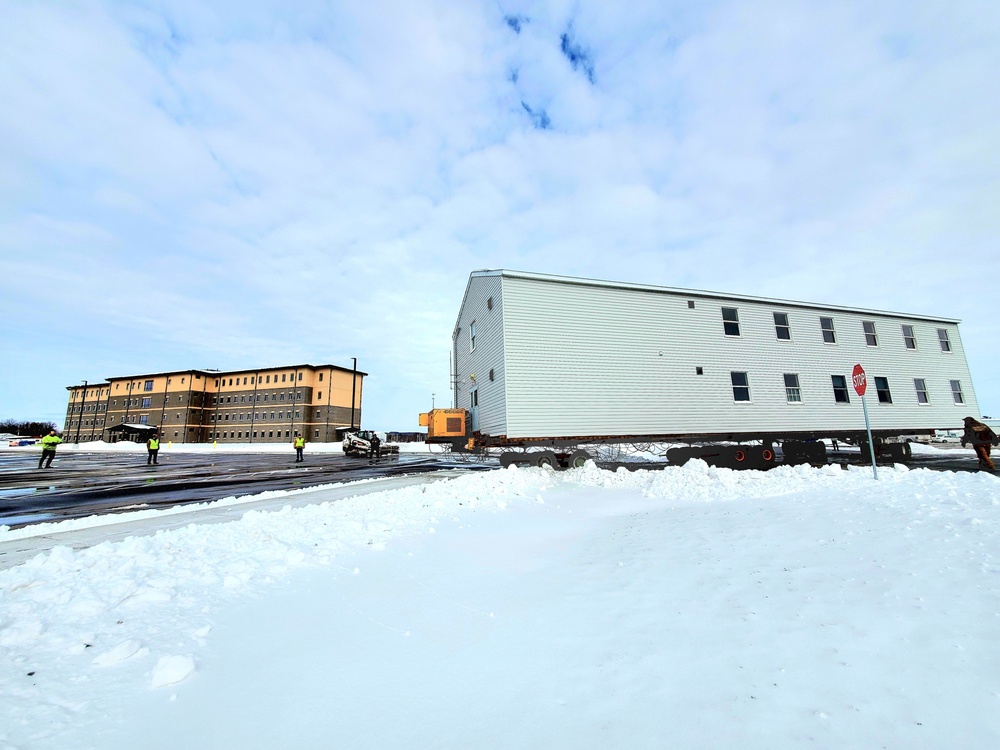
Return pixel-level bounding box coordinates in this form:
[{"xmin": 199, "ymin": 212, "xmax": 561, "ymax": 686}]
[{"xmin": 459, "ymin": 268, "xmax": 960, "ymax": 327}]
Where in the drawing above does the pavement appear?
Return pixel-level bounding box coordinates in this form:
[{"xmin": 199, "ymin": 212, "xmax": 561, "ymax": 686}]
[{"xmin": 0, "ymin": 470, "xmax": 470, "ymax": 571}]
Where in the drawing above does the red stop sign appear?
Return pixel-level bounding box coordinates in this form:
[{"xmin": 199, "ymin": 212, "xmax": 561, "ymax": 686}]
[{"xmin": 852, "ymin": 364, "xmax": 867, "ymax": 396}]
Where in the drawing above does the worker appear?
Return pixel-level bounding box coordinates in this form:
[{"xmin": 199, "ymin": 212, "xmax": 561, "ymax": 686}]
[
  {"xmin": 146, "ymin": 432, "xmax": 160, "ymax": 465},
  {"xmin": 293, "ymin": 433, "xmax": 306, "ymax": 462},
  {"xmin": 961, "ymin": 416, "xmax": 997, "ymax": 472},
  {"xmin": 369, "ymin": 432, "xmax": 382, "ymax": 464},
  {"xmin": 38, "ymin": 429, "xmax": 63, "ymax": 469}
]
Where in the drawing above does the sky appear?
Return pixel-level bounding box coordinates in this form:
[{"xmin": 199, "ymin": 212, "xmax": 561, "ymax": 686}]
[
  {"xmin": 2, "ymin": 0, "xmax": 998, "ymax": 430},
  {"xmin": 2, "ymin": 447, "xmax": 999, "ymax": 747}
]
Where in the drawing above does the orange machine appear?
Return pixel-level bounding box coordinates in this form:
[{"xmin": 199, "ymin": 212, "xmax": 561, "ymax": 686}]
[{"xmin": 419, "ymin": 408, "xmax": 468, "ymax": 441}]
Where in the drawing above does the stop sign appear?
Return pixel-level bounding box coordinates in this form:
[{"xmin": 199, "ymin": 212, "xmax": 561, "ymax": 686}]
[{"xmin": 852, "ymin": 364, "xmax": 867, "ymax": 396}]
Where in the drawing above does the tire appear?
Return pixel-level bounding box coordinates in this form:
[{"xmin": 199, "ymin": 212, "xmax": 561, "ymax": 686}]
[
  {"xmin": 568, "ymin": 449, "xmax": 592, "ymax": 468},
  {"xmin": 533, "ymin": 450, "xmax": 558, "ymax": 469}
]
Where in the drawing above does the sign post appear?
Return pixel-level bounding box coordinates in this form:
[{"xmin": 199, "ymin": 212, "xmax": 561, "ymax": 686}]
[{"xmin": 853, "ymin": 364, "xmax": 878, "ymax": 480}]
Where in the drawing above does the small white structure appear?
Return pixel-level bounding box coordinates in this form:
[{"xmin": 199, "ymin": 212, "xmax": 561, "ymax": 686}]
[{"xmin": 451, "ymin": 269, "xmax": 979, "ymax": 442}]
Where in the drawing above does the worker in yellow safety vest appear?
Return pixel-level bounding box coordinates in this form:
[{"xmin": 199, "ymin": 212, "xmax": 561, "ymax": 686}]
[
  {"xmin": 146, "ymin": 432, "xmax": 161, "ymax": 465},
  {"xmin": 38, "ymin": 429, "xmax": 63, "ymax": 469},
  {"xmin": 293, "ymin": 433, "xmax": 306, "ymax": 462}
]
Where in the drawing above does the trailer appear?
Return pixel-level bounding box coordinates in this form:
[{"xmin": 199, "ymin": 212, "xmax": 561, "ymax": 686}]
[{"xmin": 421, "ymin": 270, "xmax": 981, "ymax": 470}]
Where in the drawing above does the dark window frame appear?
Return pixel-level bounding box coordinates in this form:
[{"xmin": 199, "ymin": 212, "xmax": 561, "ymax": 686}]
[
  {"xmin": 820, "ymin": 317, "xmax": 836, "ymax": 344},
  {"xmin": 722, "ymin": 307, "xmax": 741, "ymax": 337},
  {"xmin": 874, "ymin": 376, "xmax": 892, "ymax": 404},
  {"xmin": 773, "ymin": 312, "xmax": 791, "ymax": 340},
  {"xmin": 784, "ymin": 373, "xmax": 802, "ymax": 403},
  {"xmin": 832, "ymin": 375, "xmax": 851, "ymax": 403},
  {"xmin": 731, "ymin": 371, "xmax": 751, "ymax": 402}
]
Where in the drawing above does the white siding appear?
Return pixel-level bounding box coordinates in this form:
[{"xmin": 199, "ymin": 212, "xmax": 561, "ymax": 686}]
[
  {"xmin": 453, "ymin": 274, "xmax": 507, "ymax": 436},
  {"xmin": 453, "ymin": 270, "xmax": 979, "ymax": 440}
]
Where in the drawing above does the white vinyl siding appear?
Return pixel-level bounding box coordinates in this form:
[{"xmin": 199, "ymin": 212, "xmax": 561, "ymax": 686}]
[{"xmin": 453, "ymin": 271, "xmax": 978, "ymax": 439}]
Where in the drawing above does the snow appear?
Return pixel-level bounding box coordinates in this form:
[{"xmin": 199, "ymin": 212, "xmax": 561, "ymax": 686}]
[{"xmin": 2, "ymin": 459, "xmax": 999, "ymax": 748}]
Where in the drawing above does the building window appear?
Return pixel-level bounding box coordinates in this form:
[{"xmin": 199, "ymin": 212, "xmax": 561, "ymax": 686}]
[
  {"xmin": 902, "ymin": 324, "xmax": 916, "ymax": 350},
  {"xmin": 317, "ymin": 391, "xmax": 322, "ymax": 400},
  {"xmin": 863, "ymin": 321, "xmax": 878, "ymax": 347},
  {"xmin": 950, "ymin": 380, "xmax": 964, "ymax": 404},
  {"xmin": 731, "ymin": 372, "xmax": 751, "ymax": 401},
  {"xmin": 144, "ymin": 380, "xmax": 154, "ymax": 391},
  {"xmin": 470, "ymin": 320, "xmax": 477, "ymax": 351},
  {"xmin": 139, "ymin": 415, "xmax": 148, "ymax": 424},
  {"xmin": 243, "ymin": 377, "xmax": 248, "ymax": 385},
  {"xmin": 721, "ymin": 307, "xmax": 740, "ymax": 336},
  {"xmin": 298, "ymin": 373, "xmax": 302, "ymax": 381},
  {"xmin": 487, "ymin": 296, "xmax": 494, "ymax": 310},
  {"xmin": 914, "ymin": 378, "xmax": 929, "ymax": 404},
  {"xmin": 784, "ymin": 374, "xmax": 801, "ymax": 403},
  {"xmin": 831, "ymin": 375, "xmax": 850, "ymax": 403},
  {"xmin": 319, "ymin": 373, "xmax": 324, "ymax": 382},
  {"xmin": 937, "ymin": 328, "xmax": 951, "ymax": 352},
  {"xmin": 471, "ymin": 388, "xmax": 478, "ymax": 408},
  {"xmin": 314, "ymin": 429, "xmax": 320, "ymax": 438},
  {"xmin": 282, "ymin": 374, "xmax": 287, "ymax": 382},
  {"xmin": 874, "ymin": 376, "xmax": 892, "ymax": 404},
  {"xmin": 316, "ymin": 410, "xmax": 321, "ymax": 417},
  {"xmin": 773, "ymin": 312, "xmax": 791, "ymax": 340},
  {"xmin": 142, "ymin": 397, "xmax": 151, "ymax": 408},
  {"xmin": 820, "ymin": 317, "xmax": 836, "ymax": 344},
  {"xmin": 266, "ymin": 375, "xmax": 270, "ymax": 383}
]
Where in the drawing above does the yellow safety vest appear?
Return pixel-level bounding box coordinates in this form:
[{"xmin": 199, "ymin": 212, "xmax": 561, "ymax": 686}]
[
  {"xmin": 294, "ymin": 437, "xmax": 305, "ymax": 448},
  {"xmin": 148, "ymin": 439, "xmax": 160, "ymax": 450}
]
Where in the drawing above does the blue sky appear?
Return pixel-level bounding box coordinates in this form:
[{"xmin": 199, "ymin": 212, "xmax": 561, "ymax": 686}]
[{"xmin": 2, "ymin": 0, "xmax": 998, "ymax": 431}]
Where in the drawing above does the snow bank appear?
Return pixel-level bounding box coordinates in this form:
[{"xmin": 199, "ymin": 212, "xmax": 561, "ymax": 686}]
[{"xmin": 1, "ymin": 461, "xmax": 998, "ymax": 748}]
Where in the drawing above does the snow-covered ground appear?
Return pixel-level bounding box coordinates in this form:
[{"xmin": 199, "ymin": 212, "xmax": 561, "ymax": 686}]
[{"xmin": 2, "ymin": 457, "xmax": 999, "ymax": 748}]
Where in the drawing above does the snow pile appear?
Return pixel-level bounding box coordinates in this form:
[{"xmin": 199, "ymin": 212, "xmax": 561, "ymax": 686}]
[{"xmin": 2, "ymin": 462, "xmax": 999, "ymax": 748}]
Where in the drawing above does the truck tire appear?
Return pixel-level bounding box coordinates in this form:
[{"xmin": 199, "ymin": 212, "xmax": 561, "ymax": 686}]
[
  {"xmin": 568, "ymin": 449, "xmax": 592, "ymax": 468},
  {"xmin": 533, "ymin": 451, "xmax": 558, "ymax": 469}
]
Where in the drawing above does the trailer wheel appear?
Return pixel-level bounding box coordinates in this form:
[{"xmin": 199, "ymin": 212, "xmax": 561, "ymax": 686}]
[
  {"xmin": 733, "ymin": 449, "xmax": 746, "ymax": 463},
  {"xmin": 533, "ymin": 451, "xmax": 558, "ymax": 469},
  {"xmin": 567, "ymin": 450, "xmax": 592, "ymax": 468}
]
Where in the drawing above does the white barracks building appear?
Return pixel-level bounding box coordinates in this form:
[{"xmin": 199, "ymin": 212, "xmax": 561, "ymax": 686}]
[{"xmin": 450, "ymin": 270, "xmax": 979, "ymax": 443}]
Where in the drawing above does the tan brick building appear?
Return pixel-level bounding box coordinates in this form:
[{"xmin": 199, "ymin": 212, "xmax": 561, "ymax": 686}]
[{"xmin": 63, "ymin": 364, "xmax": 365, "ymax": 443}]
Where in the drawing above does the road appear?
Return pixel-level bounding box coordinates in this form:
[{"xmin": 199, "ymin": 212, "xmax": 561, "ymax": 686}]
[
  {"xmin": 0, "ymin": 451, "xmax": 491, "ymax": 528},
  {"xmin": 0, "ymin": 443, "xmax": 988, "ymax": 530}
]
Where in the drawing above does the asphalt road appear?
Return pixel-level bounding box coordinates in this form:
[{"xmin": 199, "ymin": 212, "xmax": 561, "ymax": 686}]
[
  {"xmin": 0, "ymin": 451, "xmax": 491, "ymax": 528},
  {"xmin": 0, "ymin": 443, "xmax": 989, "ymax": 530}
]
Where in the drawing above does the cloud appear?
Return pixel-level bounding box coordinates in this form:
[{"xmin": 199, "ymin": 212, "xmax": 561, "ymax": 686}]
[
  {"xmin": 1, "ymin": 0, "xmax": 999, "ymax": 426},
  {"xmin": 559, "ymin": 25, "xmax": 596, "ymax": 84}
]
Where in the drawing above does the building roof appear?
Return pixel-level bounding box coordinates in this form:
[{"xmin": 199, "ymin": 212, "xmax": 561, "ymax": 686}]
[
  {"xmin": 66, "ymin": 363, "xmax": 368, "ymax": 388},
  {"xmin": 464, "ymin": 268, "xmax": 961, "ymax": 326}
]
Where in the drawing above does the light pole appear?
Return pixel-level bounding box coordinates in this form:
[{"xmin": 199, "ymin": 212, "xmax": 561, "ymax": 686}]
[
  {"xmin": 349, "ymin": 357, "xmax": 357, "ymax": 430},
  {"xmin": 74, "ymin": 380, "xmax": 87, "ymax": 444}
]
